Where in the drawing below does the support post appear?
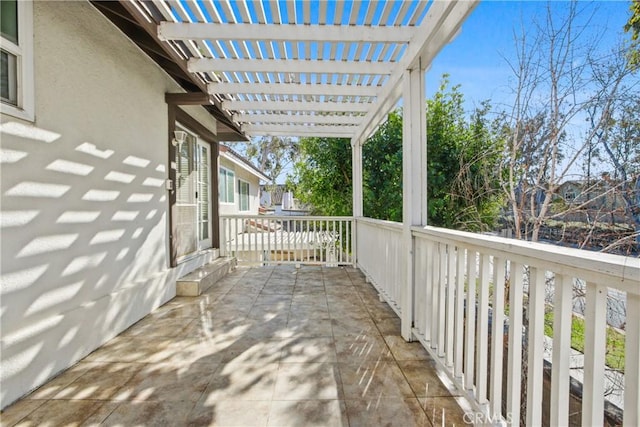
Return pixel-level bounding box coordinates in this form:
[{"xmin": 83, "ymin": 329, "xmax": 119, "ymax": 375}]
[
  {"xmin": 401, "ymin": 62, "xmax": 427, "ymax": 341},
  {"xmin": 351, "ymin": 138, "xmax": 363, "ymax": 267}
]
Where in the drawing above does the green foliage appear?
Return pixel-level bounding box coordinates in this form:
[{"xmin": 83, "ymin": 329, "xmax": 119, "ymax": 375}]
[
  {"xmin": 293, "ymin": 137, "xmax": 353, "ymax": 216},
  {"xmin": 363, "ymin": 111, "xmax": 403, "ymax": 221},
  {"xmin": 426, "ymin": 79, "xmax": 504, "ymax": 230},
  {"xmin": 293, "ymin": 76, "xmax": 504, "ymax": 230},
  {"xmin": 625, "ymin": 0, "xmax": 640, "ymax": 68},
  {"xmin": 242, "ymin": 136, "xmax": 298, "ymax": 184}
]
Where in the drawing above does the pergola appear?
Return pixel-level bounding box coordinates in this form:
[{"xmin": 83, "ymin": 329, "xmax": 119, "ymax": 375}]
[
  {"xmin": 101, "ymin": 0, "xmax": 478, "ymax": 338},
  {"xmin": 124, "ymin": 1, "xmax": 477, "ymax": 140}
]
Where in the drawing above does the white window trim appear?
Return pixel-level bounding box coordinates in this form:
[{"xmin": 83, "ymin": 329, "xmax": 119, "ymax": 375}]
[
  {"xmin": 219, "ymin": 166, "xmax": 235, "ymax": 204},
  {"xmin": 1, "ymin": 0, "xmax": 34, "ymax": 121},
  {"xmin": 238, "ymin": 179, "xmax": 250, "ymax": 212}
]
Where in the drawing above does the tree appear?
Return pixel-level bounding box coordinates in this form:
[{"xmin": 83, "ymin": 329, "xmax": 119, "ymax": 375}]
[
  {"xmin": 294, "ymin": 77, "xmax": 503, "ymax": 231},
  {"xmin": 589, "ymin": 88, "xmax": 640, "ymax": 251},
  {"xmin": 242, "ymin": 136, "xmax": 299, "ymax": 185},
  {"xmin": 625, "ymin": 0, "xmax": 640, "ymax": 68},
  {"xmin": 362, "ymin": 110, "xmax": 403, "ymax": 221},
  {"xmin": 501, "ymin": 2, "xmax": 632, "ymax": 242},
  {"xmin": 426, "ymin": 80, "xmax": 503, "ymax": 231},
  {"xmin": 293, "ymin": 137, "xmax": 353, "ymax": 216}
]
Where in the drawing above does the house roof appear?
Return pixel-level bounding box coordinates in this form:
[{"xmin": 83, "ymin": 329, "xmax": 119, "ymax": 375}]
[
  {"xmin": 220, "ymin": 145, "xmax": 271, "ymax": 182},
  {"xmin": 92, "ymin": 1, "xmax": 477, "ymax": 142}
]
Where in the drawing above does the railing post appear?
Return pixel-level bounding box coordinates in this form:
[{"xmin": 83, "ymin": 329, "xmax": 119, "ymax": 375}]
[
  {"xmin": 625, "ymin": 292, "xmax": 640, "ymax": 427},
  {"xmin": 582, "ymin": 282, "xmax": 607, "ymax": 426},
  {"xmin": 401, "ymin": 63, "xmax": 427, "ymax": 341}
]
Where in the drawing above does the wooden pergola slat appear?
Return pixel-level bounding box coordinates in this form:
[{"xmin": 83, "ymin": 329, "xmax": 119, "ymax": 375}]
[{"xmin": 126, "ymin": 0, "xmax": 477, "ymax": 138}]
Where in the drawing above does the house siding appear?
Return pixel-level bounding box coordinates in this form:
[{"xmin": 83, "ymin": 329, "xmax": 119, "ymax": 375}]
[
  {"xmin": 218, "ymin": 157, "xmax": 262, "ymax": 216},
  {"xmin": 0, "ymin": 1, "xmax": 215, "ymax": 408}
]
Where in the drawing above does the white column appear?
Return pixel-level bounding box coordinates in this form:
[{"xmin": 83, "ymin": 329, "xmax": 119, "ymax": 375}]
[
  {"xmin": 401, "ymin": 63, "xmax": 427, "ymax": 341},
  {"xmin": 351, "ymin": 138, "xmax": 363, "ymax": 266},
  {"xmin": 351, "ymin": 138, "xmax": 363, "ymax": 217}
]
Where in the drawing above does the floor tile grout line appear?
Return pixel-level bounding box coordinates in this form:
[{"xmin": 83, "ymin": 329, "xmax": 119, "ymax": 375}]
[{"xmin": 343, "ymin": 265, "xmax": 433, "ymax": 419}]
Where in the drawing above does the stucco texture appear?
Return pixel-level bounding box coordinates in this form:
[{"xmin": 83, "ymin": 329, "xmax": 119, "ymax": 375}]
[{"xmin": 0, "ymin": 1, "xmax": 211, "ymax": 408}]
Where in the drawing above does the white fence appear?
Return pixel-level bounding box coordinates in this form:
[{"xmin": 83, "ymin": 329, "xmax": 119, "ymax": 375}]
[
  {"xmin": 356, "ymin": 217, "xmax": 405, "ymax": 316},
  {"xmin": 220, "ymin": 215, "xmax": 353, "ymax": 266},
  {"xmin": 355, "ymin": 218, "xmax": 640, "ymax": 427}
]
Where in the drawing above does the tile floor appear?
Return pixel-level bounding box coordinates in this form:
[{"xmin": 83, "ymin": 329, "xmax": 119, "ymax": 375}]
[{"xmin": 1, "ymin": 265, "xmax": 473, "ymax": 427}]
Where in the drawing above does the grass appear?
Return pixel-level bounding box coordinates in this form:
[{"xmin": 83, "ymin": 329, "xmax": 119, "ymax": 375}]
[{"xmin": 544, "ymin": 310, "xmax": 626, "ymax": 372}]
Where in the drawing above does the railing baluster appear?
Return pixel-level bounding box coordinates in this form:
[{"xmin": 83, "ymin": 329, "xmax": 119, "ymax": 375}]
[
  {"xmin": 414, "ymin": 239, "xmax": 425, "ymax": 337},
  {"xmin": 476, "ymin": 253, "xmax": 490, "ymax": 404},
  {"xmin": 438, "ymin": 243, "xmax": 447, "ymax": 357},
  {"xmin": 260, "ymin": 217, "xmax": 265, "ymax": 265},
  {"xmin": 220, "ymin": 218, "xmax": 225, "ymax": 256},
  {"xmin": 490, "ymin": 256, "xmax": 505, "ymax": 421},
  {"xmin": 582, "ymin": 282, "xmax": 607, "ymax": 426},
  {"xmin": 241, "ymin": 217, "xmax": 244, "ymax": 257},
  {"xmin": 234, "ymin": 217, "xmax": 239, "ymax": 259},
  {"xmin": 346, "ymin": 219, "xmax": 351, "ymax": 264},
  {"xmin": 431, "ymin": 242, "xmax": 441, "ymax": 349},
  {"xmin": 287, "ymin": 218, "xmax": 291, "ymax": 263},
  {"xmin": 464, "ymin": 248, "xmax": 476, "ymax": 391},
  {"xmin": 526, "ymin": 266, "xmax": 545, "ymax": 427},
  {"xmin": 507, "ymin": 261, "xmax": 523, "ymax": 426},
  {"xmin": 309, "ymin": 219, "xmax": 312, "ymax": 263},
  {"xmin": 625, "ymin": 292, "xmax": 640, "ymax": 427},
  {"xmin": 248, "ymin": 217, "xmax": 252, "ymax": 263},
  {"xmin": 454, "ymin": 246, "xmax": 465, "ymax": 378},
  {"xmin": 339, "ymin": 220, "xmax": 343, "ymax": 264},
  {"xmin": 551, "ymin": 274, "xmax": 572, "ymax": 426},
  {"xmin": 268, "ymin": 218, "xmax": 273, "ymax": 264},
  {"xmin": 446, "ymin": 244, "xmax": 456, "ymax": 367},
  {"xmin": 425, "ymin": 240, "xmax": 434, "ymax": 343},
  {"xmin": 229, "ymin": 218, "xmax": 240, "ymax": 259},
  {"xmin": 277, "ymin": 217, "xmax": 281, "ymax": 261}
]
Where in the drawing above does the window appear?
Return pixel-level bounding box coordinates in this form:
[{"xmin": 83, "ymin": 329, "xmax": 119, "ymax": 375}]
[
  {"xmin": 219, "ymin": 167, "xmax": 235, "ymax": 203},
  {"xmin": 238, "ymin": 180, "xmax": 250, "ymax": 212},
  {"xmin": 1, "ymin": 0, "xmax": 34, "ymax": 120}
]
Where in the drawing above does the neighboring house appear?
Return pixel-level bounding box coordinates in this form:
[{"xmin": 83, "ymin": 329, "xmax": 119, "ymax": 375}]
[
  {"xmin": 219, "ymin": 145, "xmax": 270, "ymax": 216},
  {"xmin": 558, "ymin": 179, "xmax": 626, "ymax": 210},
  {"xmin": 0, "ymin": 1, "xmax": 246, "ymax": 409},
  {"xmin": 259, "ymin": 184, "xmax": 311, "ymax": 216}
]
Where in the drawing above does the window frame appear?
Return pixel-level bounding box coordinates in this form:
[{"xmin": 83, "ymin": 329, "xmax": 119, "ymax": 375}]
[
  {"xmin": 1, "ymin": 0, "xmax": 34, "ymax": 121},
  {"xmin": 238, "ymin": 179, "xmax": 250, "ymax": 212},
  {"xmin": 219, "ymin": 166, "xmax": 235, "ymax": 204}
]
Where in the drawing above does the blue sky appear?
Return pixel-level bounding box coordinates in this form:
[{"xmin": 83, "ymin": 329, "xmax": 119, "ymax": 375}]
[{"xmin": 425, "ymin": 0, "xmax": 634, "ymax": 113}]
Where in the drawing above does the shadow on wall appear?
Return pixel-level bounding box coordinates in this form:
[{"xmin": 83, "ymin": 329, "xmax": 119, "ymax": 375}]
[{"xmin": 0, "ymin": 120, "xmax": 170, "ymax": 407}]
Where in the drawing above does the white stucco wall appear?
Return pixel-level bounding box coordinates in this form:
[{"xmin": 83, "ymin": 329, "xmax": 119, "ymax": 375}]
[
  {"xmin": 218, "ymin": 157, "xmax": 262, "ymax": 216},
  {"xmin": 0, "ymin": 1, "xmax": 216, "ymax": 408}
]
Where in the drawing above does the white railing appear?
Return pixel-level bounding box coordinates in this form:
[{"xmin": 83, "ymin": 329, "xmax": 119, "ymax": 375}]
[
  {"xmin": 356, "ymin": 217, "xmax": 405, "ymax": 315},
  {"xmin": 356, "ymin": 217, "xmax": 640, "ymax": 427},
  {"xmin": 220, "ymin": 215, "xmax": 354, "ymax": 266}
]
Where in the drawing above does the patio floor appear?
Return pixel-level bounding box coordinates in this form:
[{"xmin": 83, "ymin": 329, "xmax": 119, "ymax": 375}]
[{"xmin": 1, "ymin": 265, "xmax": 472, "ymax": 426}]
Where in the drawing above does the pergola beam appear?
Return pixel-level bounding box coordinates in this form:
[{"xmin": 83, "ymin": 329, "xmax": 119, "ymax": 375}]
[
  {"xmin": 158, "ymin": 22, "xmax": 414, "ymax": 43},
  {"xmin": 222, "ymin": 99, "xmax": 371, "ymax": 113},
  {"xmin": 353, "ymin": 0, "xmax": 479, "ymax": 143},
  {"xmin": 165, "ymin": 92, "xmax": 215, "ymax": 105},
  {"xmin": 233, "ymin": 113, "xmax": 363, "ymax": 125},
  {"xmin": 209, "ymin": 82, "xmax": 379, "ymax": 97},
  {"xmin": 242, "ymin": 124, "xmax": 355, "ymax": 135},
  {"xmin": 188, "ymin": 58, "xmax": 395, "ymax": 75}
]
